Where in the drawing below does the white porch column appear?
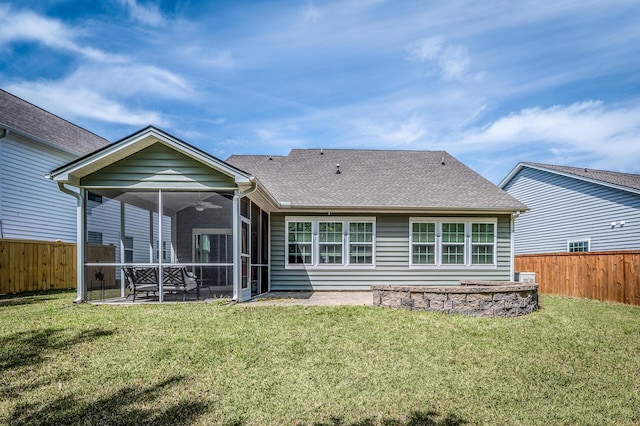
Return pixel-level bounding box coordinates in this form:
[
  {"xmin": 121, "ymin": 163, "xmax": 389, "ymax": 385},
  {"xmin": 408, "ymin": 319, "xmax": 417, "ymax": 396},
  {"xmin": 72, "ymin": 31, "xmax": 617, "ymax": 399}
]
[
  {"xmin": 158, "ymin": 189, "xmax": 164, "ymax": 302},
  {"xmin": 232, "ymin": 192, "xmax": 240, "ymax": 300},
  {"xmin": 120, "ymin": 201, "xmax": 126, "ymax": 298},
  {"xmin": 76, "ymin": 188, "xmax": 86, "ymax": 302}
]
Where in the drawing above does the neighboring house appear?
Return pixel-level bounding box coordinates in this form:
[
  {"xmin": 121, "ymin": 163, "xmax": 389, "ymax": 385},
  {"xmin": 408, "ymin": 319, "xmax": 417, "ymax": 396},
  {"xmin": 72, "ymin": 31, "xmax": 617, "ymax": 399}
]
[
  {"xmin": 499, "ymin": 162, "xmax": 640, "ymax": 254},
  {"xmin": 48, "ymin": 126, "xmax": 528, "ymax": 302},
  {"xmin": 0, "ymin": 89, "xmax": 110, "ymax": 242}
]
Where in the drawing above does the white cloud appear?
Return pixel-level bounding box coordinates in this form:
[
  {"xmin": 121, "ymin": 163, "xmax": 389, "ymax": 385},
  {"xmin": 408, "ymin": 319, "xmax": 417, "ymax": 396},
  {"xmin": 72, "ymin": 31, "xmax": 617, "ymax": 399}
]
[
  {"xmin": 460, "ymin": 100, "xmax": 640, "ymax": 172},
  {"xmin": 407, "ymin": 36, "xmax": 475, "ymax": 81},
  {"xmin": 116, "ymin": 0, "xmax": 165, "ymax": 26},
  {"xmin": 0, "ymin": 4, "xmax": 125, "ymax": 62},
  {"xmin": 7, "ymin": 82, "xmax": 167, "ymax": 126},
  {"xmin": 3, "ymin": 62, "xmax": 195, "ymax": 127},
  {"xmin": 64, "ymin": 64, "xmax": 193, "ymax": 100},
  {"xmin": 351, "ymin": 115, "xmax": 426, "ymax": 145}
]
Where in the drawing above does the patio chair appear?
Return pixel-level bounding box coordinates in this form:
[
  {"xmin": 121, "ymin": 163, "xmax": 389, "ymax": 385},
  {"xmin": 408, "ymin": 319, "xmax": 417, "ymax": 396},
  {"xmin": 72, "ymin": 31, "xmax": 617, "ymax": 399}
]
[
  {"xmin": 123, "ymin": 267, "xmax": 159, "ymax": 302},
  {"xmin": 162, "ymin": 267, "xmax": 198, "ymax": 301}
]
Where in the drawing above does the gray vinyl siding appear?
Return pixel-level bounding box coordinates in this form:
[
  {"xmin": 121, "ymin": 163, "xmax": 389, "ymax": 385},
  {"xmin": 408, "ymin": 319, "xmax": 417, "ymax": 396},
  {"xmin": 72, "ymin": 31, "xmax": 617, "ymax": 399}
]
[
  {"xmin": 504, "ymin": 167, "xmax": 640, "ymax": 253},
  {"xmin": 81, "ymin": 143, "xmax": 237, "ymax": 189},
  {"xmin": 87, "ymin": 196, "xmax": 174, "ymax": 263},
  {"xmin": 270, "ymin": 213, "xmax": 512, "ymax": 290},
  {"xmin": 0, "ymin": 135, "xmax": 77, "ymax": 242}
]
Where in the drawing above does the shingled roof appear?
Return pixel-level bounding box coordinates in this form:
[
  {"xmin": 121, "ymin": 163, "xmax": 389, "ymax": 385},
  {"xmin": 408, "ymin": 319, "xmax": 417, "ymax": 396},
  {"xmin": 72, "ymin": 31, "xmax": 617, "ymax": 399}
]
[
  {"xmin": 227, "ymin": 149, "xmax": 527, "ymax": 211},
  {"xmin": 521, "ymin": 162, "xmax": 640, "ymax": 193},
  {"xmin": 0, "ymin": 88, "xmax": 109, "ymax": 154}
]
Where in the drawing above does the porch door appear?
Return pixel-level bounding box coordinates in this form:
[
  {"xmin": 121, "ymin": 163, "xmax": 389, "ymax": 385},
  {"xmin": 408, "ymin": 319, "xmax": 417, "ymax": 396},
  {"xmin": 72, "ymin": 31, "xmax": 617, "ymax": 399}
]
[
  {"xmin": 192, "ymin": 228, "xmax": 233, "ymax": 290},
  {"xmin": 239, "ymin": 219, "xmax": 251, "ymax": 301}
]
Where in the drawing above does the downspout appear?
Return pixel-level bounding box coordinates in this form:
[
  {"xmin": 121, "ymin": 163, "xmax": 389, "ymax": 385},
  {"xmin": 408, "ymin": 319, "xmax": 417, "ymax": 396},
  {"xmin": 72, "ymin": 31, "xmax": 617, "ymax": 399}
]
[
  {"xmin": 56, "ymin": 182, "xmax": 86, "ymax": 303},
  {"xmin": 0, "ymin": 129, "xmax": 7, "ymax": 238},
  {"xmin": 232, "ymin": 178, "xmax": 258, "ymax": 301},
  {"xmin": 510, "ymin": 211, "xmax": 521, "ymax": 281}
]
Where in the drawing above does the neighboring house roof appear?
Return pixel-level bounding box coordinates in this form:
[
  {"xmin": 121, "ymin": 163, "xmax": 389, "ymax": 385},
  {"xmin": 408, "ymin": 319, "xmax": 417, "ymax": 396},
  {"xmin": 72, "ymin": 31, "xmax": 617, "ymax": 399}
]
[
  {"xmin": 227, "ymin": 149, "xmax": 527, "ymax": 212},
  {"xmin": 0, "ymin": 88, "xmax": 109, "ymax": 154},
  {"xmin": 500, "ymin": 162, "xmax": 640, "ymax": 196}
]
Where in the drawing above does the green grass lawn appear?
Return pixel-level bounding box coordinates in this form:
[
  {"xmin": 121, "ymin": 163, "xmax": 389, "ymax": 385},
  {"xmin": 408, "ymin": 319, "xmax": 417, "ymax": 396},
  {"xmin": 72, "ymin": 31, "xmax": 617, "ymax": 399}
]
[{"xmin": 1, "ymin": 291, "xmax": 639, "ymax": 425}]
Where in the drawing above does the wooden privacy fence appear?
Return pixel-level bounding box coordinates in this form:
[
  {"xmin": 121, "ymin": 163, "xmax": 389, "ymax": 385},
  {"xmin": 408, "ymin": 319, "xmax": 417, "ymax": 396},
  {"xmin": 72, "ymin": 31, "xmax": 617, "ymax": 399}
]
[
  {"xmin": 515, "ymin": 251, "xmax": 640, "ymax": 306},
  {"xmin": 0, "ymin": 239, "xmax": 115, "ymax": 294}
]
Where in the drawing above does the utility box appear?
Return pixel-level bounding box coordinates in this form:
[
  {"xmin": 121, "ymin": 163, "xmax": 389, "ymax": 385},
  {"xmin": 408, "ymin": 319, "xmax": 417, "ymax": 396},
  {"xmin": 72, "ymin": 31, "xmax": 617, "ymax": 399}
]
[{"xmin": 515, "ymin": 272, "xmax": 536, "ymax": 283}]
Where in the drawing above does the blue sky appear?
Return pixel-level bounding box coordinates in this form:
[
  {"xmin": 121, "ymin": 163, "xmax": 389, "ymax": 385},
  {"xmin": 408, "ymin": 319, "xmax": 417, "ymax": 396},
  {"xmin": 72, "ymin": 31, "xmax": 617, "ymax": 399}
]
[{"xmin": 1, "ymin": 0, "xmax": 639, "ymax": 183}]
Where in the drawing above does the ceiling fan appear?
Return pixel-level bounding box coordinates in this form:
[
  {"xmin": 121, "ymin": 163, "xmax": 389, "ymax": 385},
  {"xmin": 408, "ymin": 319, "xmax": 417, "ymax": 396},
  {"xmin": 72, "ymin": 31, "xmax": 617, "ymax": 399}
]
[{"xmin": 192, "ymin": 194, "xmax": 222, "ymax": 212}]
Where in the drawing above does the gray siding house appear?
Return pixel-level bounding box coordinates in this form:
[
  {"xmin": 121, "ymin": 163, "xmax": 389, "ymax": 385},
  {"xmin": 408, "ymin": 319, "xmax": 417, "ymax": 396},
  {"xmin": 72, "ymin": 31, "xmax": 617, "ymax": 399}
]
[
  {"xmin": 0, "ymin": 89, "xmax": 109, "ymax": 242},
  {"xmin": 49, "ymin": 126, "xmax": 527, "ymax": 302},
  {"xmin": 499, "ymin": 162, "xmax": 640, "ymax": 254}
]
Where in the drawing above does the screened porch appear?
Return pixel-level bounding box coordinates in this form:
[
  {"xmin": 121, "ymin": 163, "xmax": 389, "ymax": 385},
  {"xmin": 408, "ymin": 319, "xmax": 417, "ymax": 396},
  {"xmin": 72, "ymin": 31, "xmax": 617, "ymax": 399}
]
[{"xmin": 84, "ymin": 189, "xmax": 269, "ymax": 303}]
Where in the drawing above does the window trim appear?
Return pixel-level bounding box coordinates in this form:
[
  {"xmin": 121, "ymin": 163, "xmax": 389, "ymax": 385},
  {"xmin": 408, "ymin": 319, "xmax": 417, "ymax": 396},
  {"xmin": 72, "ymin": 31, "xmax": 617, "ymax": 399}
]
[
  {"xmin": 409, "ymin": 218, "xmax": 497, "ymax": 269},
  {"xmin": 285, "ymin": 217, "xmax": 376, "ymax": 269},
  {"xmin": 567, "ymin": 239, "xmax": 590, "ymax": 253}
]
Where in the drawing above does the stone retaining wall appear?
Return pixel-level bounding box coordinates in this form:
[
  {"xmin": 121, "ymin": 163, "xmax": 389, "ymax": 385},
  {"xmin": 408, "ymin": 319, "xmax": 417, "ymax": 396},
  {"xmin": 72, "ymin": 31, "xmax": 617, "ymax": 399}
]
[{"xmin": 372, "ymin": 282, "xmax": 539, "ymax": 317}]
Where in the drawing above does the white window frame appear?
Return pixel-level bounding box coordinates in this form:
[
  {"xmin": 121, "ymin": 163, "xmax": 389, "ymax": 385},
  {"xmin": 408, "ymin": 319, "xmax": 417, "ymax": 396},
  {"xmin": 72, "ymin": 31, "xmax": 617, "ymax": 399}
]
[
  {"xmin": 410, "ymin": 218, "xmax": 497, "ymax": 268},
  {"xmin": 567, "ymin": 239, "xmax": 590, "ymax": 252},
  {"xmin": 285, "ymin": 217, "xmax": 376, "ymax": 269}
]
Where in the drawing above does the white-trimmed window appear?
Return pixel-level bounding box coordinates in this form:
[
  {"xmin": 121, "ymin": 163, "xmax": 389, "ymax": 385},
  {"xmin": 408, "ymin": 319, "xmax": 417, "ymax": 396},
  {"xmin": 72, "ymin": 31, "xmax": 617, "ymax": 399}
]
[
  {"xmin": 288, "ymin": 221, "xmax": 313, "ymax": 265},
  {"xmin": 410, "ymin": 219, "xmax": 497, "ymax": 267},
  {"xmin": 568, "ymin": 240, "xmax": 589, "ymax": 252},
  {"xmin": 124, "ymin": 236, "xmax": 134, "ymax": 263},
  {"xmin": 319, "ymin": 222, "xmax": 343, "ymax": 264},
  {"xmin": 471, "ymin": 223, "xmax": 495, "ymax": 264},
  {"xmin": 350, "ymin": 222, "xmax": 374, "ymax": 264},
  {"xmin": 411, "ymin": 222, "xmax": 436, "ymax": 265},
  {"xmin": 286, "ymin": 217, "xmax": 375, "ymax": 268}
]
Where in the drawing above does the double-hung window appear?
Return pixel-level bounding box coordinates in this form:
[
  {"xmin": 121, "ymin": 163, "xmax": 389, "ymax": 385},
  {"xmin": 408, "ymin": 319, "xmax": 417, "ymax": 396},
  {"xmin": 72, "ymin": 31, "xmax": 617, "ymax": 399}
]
[
  {"xmin": 412, "ymin": 222, "xmax": 436, "ymax": 265},
  {"xmin": 410, "ymin": 219, "xmax": 496, "ymax": 267},
  {"xmin": 471, "ymin": 223, "xmax": 495, "ymax": 264},
  {"xmin": 319, "ymin": 222, "xmax": 343, "ymax": 264},
  {"xmin": 350, "ymin": 222, "xmax": 374, "ymax": 264},
  {"xmin": 286, "ymin": 217, "xmax": 375, "ymax": 268},
  {"xmin": 288, "ymin": 221, "xmax": 313, "ymax": 265},
  {"xmin": 442, "ymin": 223, "xmax": 465, "ymax": 264}
]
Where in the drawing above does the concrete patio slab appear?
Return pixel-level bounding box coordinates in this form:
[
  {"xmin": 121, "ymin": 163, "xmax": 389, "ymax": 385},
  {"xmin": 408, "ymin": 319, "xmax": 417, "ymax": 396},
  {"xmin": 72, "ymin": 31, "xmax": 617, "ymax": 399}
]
[{"xmin": 246, "ymin": 291, "xmax": 373, "ymax": 306}]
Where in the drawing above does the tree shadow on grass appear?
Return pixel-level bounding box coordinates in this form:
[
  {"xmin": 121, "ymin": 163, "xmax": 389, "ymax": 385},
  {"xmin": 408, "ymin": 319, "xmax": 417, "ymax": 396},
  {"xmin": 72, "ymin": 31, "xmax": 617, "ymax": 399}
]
[
  {"xmin": 0, "ymin": 289, "xmax": 72, "ymax": 306},
  {"xmin": 312, "ymin": 411, "xmax": 467, "ymax": 426},
  {"xmin": 8, "ymin": 375, "xmax": 208, "ymax": 426},
  {"xmin": 225, "ymin": 410, "xmax": 467, "ymax": 426},
  {"xmin": 0, "ymin": 327, "xmax": 114, "ymax": 371}
]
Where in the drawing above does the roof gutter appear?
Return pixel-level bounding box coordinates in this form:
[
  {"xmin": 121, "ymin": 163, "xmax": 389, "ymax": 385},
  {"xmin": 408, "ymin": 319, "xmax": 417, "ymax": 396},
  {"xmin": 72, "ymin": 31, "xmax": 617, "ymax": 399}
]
[{"xmin": 0, "ymin": 127, "xmax": 8, "ymax": 140}]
